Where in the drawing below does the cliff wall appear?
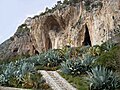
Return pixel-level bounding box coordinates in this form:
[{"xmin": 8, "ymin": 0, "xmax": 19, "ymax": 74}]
[{"xmin": 0, "ymin": 0, "xmax": 120, "ymax": 61}]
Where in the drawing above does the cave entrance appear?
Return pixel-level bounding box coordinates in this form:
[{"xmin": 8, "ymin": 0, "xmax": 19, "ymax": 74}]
[
  {"xmin": 32, "ymin": 46, "xmax": 39, "ymax": 55},
  {"xmin": 83, "ymin": 24, "xmax": 91, "ymax": 46},
  {"xmin": 44, "ymin": 15, "xmax": 62, "ymax": 49},
  {"xmin": 46, "ymin": 36, "xmax": 52, "ymax": 50}
]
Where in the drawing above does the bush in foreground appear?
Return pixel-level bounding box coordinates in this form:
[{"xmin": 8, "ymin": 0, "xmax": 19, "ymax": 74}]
[
  {"xmin": 87, "ymin": 66, "xmax": 120, "ymax": 90},
  {"xmin": 61, "ymin": 54, "xmax": 96, "ymax": 75}
]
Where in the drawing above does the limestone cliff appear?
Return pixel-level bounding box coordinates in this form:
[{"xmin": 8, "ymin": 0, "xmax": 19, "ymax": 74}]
[{"xmin": 0, "ymin": 0, "xmax": 120, "ymax": 61}]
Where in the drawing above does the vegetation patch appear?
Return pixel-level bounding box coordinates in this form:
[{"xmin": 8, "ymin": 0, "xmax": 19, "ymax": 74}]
[
  {"xmin": 87, "ymin": 66, "xmax": 120, "ymax": 90},
  {"xmin": 59, "ymin": 72, "xmax": 89, "ymax": 90},
  {"xmin": 39, "ymin": 0, "xmax": 82, "ymax": 16},
  {"xmin": 0, "ymin": 43, "xmax": 120, "ymax": 89},
  {"xmin": 94, "ymin": 46, "xmax": 120, "ymax": 73},
  {"xmin": 61, "ymin": 54, "xmax": 96, "ymax": 75},
  {"xmin": 84, "ymin": 0, "xmax": 103, "ymax": 12},
  {"xmin": 15, "ymin": 24, "xmax": 30, "ymax": 37},
  {"xmin": 0, "ymin": 60, "xmax": 51, "ymax": 89}
]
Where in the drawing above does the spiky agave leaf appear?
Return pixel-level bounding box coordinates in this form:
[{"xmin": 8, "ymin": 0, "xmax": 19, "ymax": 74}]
[{"xmin": 87, "ymin": 66, "xmax": 120, "ymax": 90}]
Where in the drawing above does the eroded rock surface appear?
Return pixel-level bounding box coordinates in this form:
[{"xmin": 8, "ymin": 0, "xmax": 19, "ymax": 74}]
[{"xmin": 0, "ymin": 0, "xmax": 120, "ymax": 61}]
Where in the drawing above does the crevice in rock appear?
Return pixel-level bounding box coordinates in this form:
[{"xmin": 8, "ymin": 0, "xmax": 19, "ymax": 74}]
[
  {"xmin": 46, "ymin": 36, "xmax": 52, "ymax": 50},
  {"xmin": 35, "ymin": 50, "xmax": 39, "ymax": 55},
  {"xmin": 13, "ymin": 48, "xmax": 18, "ymax": 53},
  {"xmin": 32, "ymin": 45, "xmax": 39, "ymax": 55},
  {"xmin": 83, "ymin": 24, "xmax": 91, "ymax": 46},
  {"xmin": 112, "ymin": 16, "xmax": 115, "ymax": 20}
]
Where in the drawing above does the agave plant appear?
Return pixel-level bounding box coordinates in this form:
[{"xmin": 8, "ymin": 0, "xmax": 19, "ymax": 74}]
[
  {"xmin": 61, "ymin": 54, "xmax": 97, "ymax": 75},
  {"xmin": 61, "ymin": 58, "xmax": 83, "ymax": 75},
  {"xmin": 21, "ymin": 72, "xmax": 42, "ymax": 89},
  {"xmin": 0, "ymin": 62, "xmax": 16, "ymax": 85},
  {"xmin": 87, "ymin": 66, "xmax": 120, "ymax": 90},
  {"xmin": 79, "ymin": 46, "xmax": 90, "ymax": 54},
  {"xmin": 41, "ymin": 49, "xmax": 64, "ymax": 67},
  {"xmin": 101, "ymin": 42, "xmax": 116, "ymax": 52},
  {"xmin": 77, "ymin": 54, "xmax": 97, "ymax": 72},
  {"xmin": 14, "ymin": 62, "xmax": 35, "ymax": 80},
  {"xmin": 0, "ymin": 59, "xmax": 36, "ymax": 87},
  {"xmin": 82, "ymin": 54, "xmax": 97, "ymax": 68},
  {"xmin": 89, "ymin": 45, "xmax": 102, "ymax": 56},
  {"xmin": 60, "ymin": 60, "xmax": 71, "ymax": 74}
]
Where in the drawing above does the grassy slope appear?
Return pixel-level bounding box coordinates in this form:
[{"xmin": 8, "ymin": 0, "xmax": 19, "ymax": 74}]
[
  {"xmin": 95, "ymin": 46, "xmax": 120, "ymax": 74},
  {"xmin": 59, "ymin": 72, "xmax": 89, "ymax": 90}
]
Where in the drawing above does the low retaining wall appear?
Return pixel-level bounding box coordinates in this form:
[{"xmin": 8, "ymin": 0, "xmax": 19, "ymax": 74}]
[{"xmin": 0, "ymin": 86, "xmax": 31, "ymax": 90}]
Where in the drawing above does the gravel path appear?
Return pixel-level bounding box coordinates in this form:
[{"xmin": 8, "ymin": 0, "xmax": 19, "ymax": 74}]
[{"xmin": 38, "ymin": 70, "xmax": 77, "ymax": 90}]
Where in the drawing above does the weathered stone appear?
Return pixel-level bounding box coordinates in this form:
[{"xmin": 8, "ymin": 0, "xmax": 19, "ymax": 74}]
[
  {"xmin": 38, "ymin": 70, "xmax": 77, "ymax": 90},
  {"xmin": 0, "ymin": 0, "xmax": 120, "ymax": 61},
  {"xmin": 0, "ymin": 86, "xmax": 30, "ymax": 90}
]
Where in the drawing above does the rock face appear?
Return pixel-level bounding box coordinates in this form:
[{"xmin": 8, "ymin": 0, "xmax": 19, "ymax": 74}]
[{"xmin": 0, "ymin": 0, "xmax": 120, "ymax": 61}]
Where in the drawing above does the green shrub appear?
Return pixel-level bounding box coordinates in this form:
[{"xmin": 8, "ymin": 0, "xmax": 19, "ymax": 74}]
[
  {"xmin": 84, "ymin": 0, "xmax": 103, "ymax": 12},
  {"xmin": 79, "ymin": 46, "xmax": 90, "ymax": 55},
  {"xmin": 89, "ymin": 45, "xmax": 102, "ymax": 56},
  {"xmin": 61, "ymin": 46, "xmax": 90, "ymax": 59},
  {"xmin": 61, "ymin": 46, "xmax": 73, "ymax": 59},
  {"xmin": 61, "ymin": 54, "xmax": 97, "ymax": 75},
  {"xmin": 84, "ymin": 0, "xmax": 91, "ymax": 11},
  {"xmin": 82, "ymin": 54, "xmax": 97, "ymax": 67},
  {"xmin": 39, "ymin": 49, "xmax": 65, "ymax": 67},
  {"xmin": 61, "ymin": 58, "xmax": 82, "ymax": 75},
  {"xmin": 63, "ymin": 0, "xmax": 69, "ymax": 4},
  {"xmin": 0, "ymin": 59, "xmax": 51, "ymax": 89},
  {"xmin": 87, "ymin": 66, "xmax": 120, "ymax": 90},
  {"xmin": 15, "ymin": 24, "xmax": 30, "ymax": 37},
  {"xmin": 63, "ymin": 0, "xmax": 81, "ymax": 5},
  {"xmin": 0, "ymin": 61, "xmax": 36, "ymax": 87},
  {"xmin": 40, "ymin": 12, "xmax": 46, "ymax": 16},
  {"xmin": 94, "ymin": 46, "xmax": 120, "ymax": 73},
  {"xmin": 101, "ymin": 41, "xmax": 116, "ymax": 51}
]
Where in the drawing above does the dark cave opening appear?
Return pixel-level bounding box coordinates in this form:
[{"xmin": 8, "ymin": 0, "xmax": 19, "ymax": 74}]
[
  {"xmin": 35, "ymin": 50, "xmax": 39, "ymax": 55},
  {"xmin": 47, "ymin": 36, "xmax": 52, "ymax": 50},
  {"xmin": 32, "ymin": 45, "xmax": 39, "ymax": 55},
  {"xmin": 83, "ymin": 24, "xmax": 91, "ymax": 46},
  {"xmin": 13, "ymin": 48, "xmax": 18, "ymax": 53}
]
